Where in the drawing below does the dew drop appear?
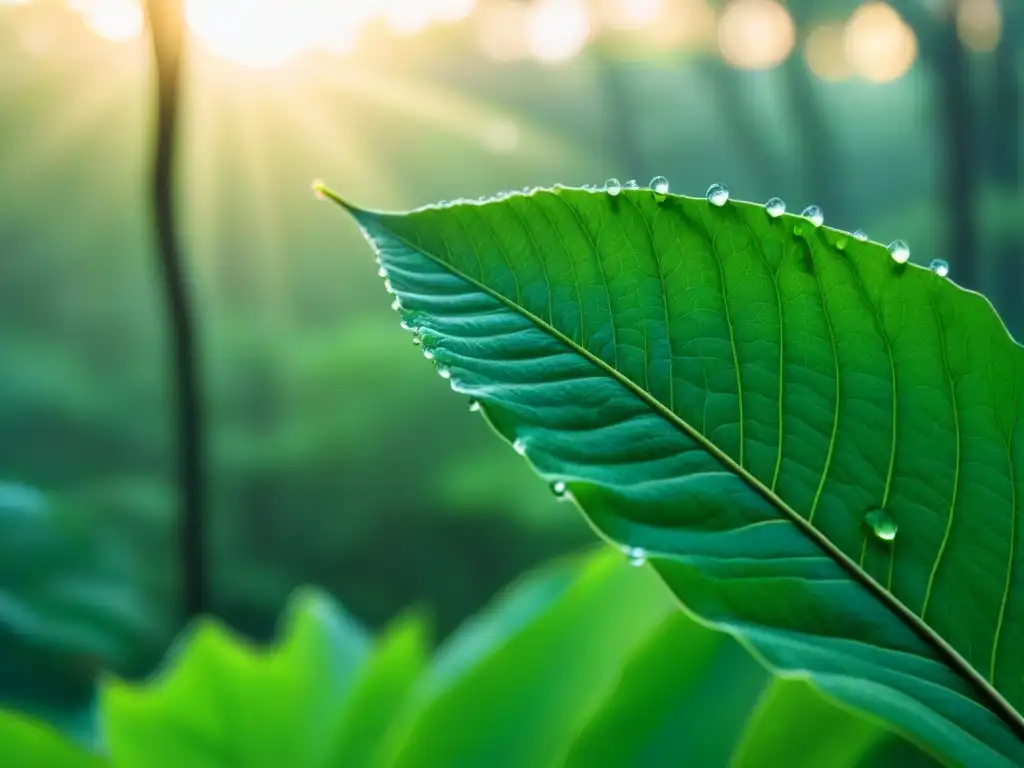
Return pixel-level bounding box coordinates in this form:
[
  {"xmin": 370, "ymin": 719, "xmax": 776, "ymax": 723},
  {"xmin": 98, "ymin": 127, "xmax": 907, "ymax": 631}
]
[
  {"xmin": 650, "ymin": 175, "xmax": 669, "ymax": 201},
  {"xmin": 399, "ymin": 320, "xmax": 414, "ymax": 332},
  {"xmin": 468, "ymin": 399, "xmax": 481, "ymax": 412},
  {"xmin": 423, "ymin": 349, "xmax": 435, "ymax": 361},
  {"xmin": 513, "ymin": 438, "xmax": 527, "ymax": 456},
  {"xmin": 929, "ymin": 258, "xmax": 950, "ymax": 277},
  {"xmin": 412, "ymin": 334, "xmax": 422, "ymax": 346},
  {"xmin": 605, "ymin": 178, "xmax": 622, "ymax": 196},
  {"xmin": 626, "ymin": 546, "xmax": 647, "ymax": 567},
  {"xmin": 437, "ymin": 366, "xmax": 451, "ymax": 380},
  {"xmin": 378, "ymin": 266, "xmax": 388, "ymax": 278},
  {"xmin": 888, "ymin": 239, "xmax": 910, "ymax": 264},
  {"xmin": 551, "ymin": 480, "xmax": 567, "ymax": 497},
  {"xmin": 801, "ymin": 205, "xmax": 824, "ymax": 227},
  {"xmin": 853, "ymin": 230, "xmax": 868, "ymax": 241},
  {"xmin": 864, "ymin": 508, "xmax": 898, "ymax": 542},
  {"xmin": 383, "ymin": 279, "xmax": 394, "ymax": 294},
  {"xmin": 312, "ymin": 179, "xmax": 327, "ymax": 200},
  {"xmin": 624, "ymin": 179, "xmax": 639, "ymax": 190},
  {"xmin": 391, "ymin": 298, "xmax": 402, "ymax": 311},
  {"xmin": 706, "ymin": 183, "xmax": 730, "ymax": 207},
  {"xmin": 765, "ymin": 197, "xmax": 786, "ymax": 218}
]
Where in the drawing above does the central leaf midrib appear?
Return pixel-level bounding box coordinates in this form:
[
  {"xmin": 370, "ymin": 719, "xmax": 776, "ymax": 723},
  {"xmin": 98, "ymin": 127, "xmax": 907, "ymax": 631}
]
[{"xmin": 340, "ymin": 194, "xmax": 1024, "ymax": 740}]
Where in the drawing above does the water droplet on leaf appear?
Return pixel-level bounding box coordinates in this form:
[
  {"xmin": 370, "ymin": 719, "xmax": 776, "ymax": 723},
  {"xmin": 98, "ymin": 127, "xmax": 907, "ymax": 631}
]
[
  {"xmin": 853, "ymin": 230, "xmax": 868, "ymax": 241},
  {"xmin": 864, "ymin": 508, "xmax": 897, "ymax": 542},
  {"xmin": 888, "ymin": 240, "xmax": 910, "ymax": 264},
  {"xmin": 624, "ymin": 179, "xmax": 639, "ymax": 190},
  {"xmin": 378, "ymin": 266, "xmax": 388, "ymax": 278},
  {"xmin": 551, "ymin": 481, "xmax": 567, "ymax": 497},
  {"xmin": 605, "ymin": 178, "xmax": 622, "ymax": 196},
  {"xmin": 650, "ymin": 175, "xmax": 669, "ymax": 201},
  {"xmin": 513, "ymin": 438, "xmax": 527, "ymax": 456},
  {"xmin": 312, "ymin": 179, "xmax": 327, "ymax": 200},
  {"xmin": 765, "ymin": 197, "xmax": 786, "ymax": 218},
  {"xmin": 391, "ymin": 298, "xmax": 402, "ymax": 311},
  {"xmin": 384, "ymin": 279, "xmax": 394, "ymax": 294},
  {"xmin": 706, "ymin": 183, "xmax": 730, "ymax": 207},
  {"xmin": 438, "ymin": 367, "xmax": 452, "ymax": 380},
  {"xmin": 801, "ymin": 205, "xmax": 824, "ymax": 227},
  {"xmin": 929, "ymin": 259, "xmax": 949, "ymax": 277},
  {"xmin": 468, "ymin": 399, "xmax": 481, "ymax": 412},
  {"xmin": 423, "ymin": 349, "xmax": 435, "ymax": 360},
  {"xmin": 626, "ymin": 546, "xmax": 647, "ymax": 567}
]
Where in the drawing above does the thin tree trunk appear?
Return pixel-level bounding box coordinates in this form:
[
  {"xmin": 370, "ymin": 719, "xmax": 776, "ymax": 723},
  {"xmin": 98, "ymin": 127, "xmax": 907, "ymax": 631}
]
[{"xmin": 144, "ymin": 0, "xmax": 209, "ymax": 622}]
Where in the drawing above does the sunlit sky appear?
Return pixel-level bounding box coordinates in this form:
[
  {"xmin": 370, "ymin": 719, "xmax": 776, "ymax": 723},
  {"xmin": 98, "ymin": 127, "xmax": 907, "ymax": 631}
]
[{"xmin": 0, "ymin": 0, "xmax": 1006, "ymax": 81}]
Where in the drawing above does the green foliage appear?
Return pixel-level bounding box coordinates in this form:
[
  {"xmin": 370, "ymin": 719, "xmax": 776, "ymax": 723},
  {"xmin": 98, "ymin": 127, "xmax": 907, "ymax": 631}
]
[
  {"xmin": 0, "ymin": 553, "xmax": 933, "ymax": 767},
  {"xmin": 0, "ymin": 710, "xmax": 104, "ymax": 768},
  {"xmin": 328, "ymin": 185, "xmax": 1024, "ymax": 766},
  {"xmin": 102, "ymin": 589, "xmax": 369, "ymax": 767}
]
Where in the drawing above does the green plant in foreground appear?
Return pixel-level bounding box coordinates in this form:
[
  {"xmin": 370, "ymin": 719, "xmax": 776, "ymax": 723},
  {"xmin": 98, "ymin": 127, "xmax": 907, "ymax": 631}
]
[
  {"xmin": 0, "ymin": 552, "xmax": 936, "ymax": 767},
  {"xmin": 320, "ymin": 180, "xmax": 1024, "ymax": 767}
]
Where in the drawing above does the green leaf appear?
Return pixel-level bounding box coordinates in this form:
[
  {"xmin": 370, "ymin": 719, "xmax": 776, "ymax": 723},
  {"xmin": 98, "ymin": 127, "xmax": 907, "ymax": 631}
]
[
  {"xmin": 326, "ymin": 186, "xmax": 1024, "ymax": 766},
  {"xmin": 379, "ymin": 551, "xmax": 675, "ymax": 768},
  {"xmin": 102, "ymin": 588, "xmax": 369, "ymax": 768},
  {"xmin": 565, "ymin": 610, "xmax": 938, "ymax": 768},
  {"xmin": 326, "ymin": 613, "xmax": 429, "ymax": 767},
  {"xmin": 563, "ymin": 611, "xmax": 769, "ymax": 767},
  {"xmin": 0, "ymin": 709, "xmax": 105, "ymax": 767},
  {"xmin": 729, "ymin": 679, "xmax": 890, "ymax": 768}
]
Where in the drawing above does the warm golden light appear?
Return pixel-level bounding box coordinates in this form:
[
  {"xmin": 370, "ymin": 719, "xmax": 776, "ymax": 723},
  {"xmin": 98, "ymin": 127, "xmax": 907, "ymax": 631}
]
[
  {"xmin": 526, "ymin": 0, "xmax": 590, "ymax": 63},
  {"xmin": 476, "ymin": 0, "xmax": 529, "ymax": 61},
  {"xmin": 805, "ymin": 23, "xmax": 851, "ymax": 82},
  {"xmin": 645, "ymin": 0, "xmax": 715, "ymax": 51},
  {"xmin": 598, "ymin": 0, "xmax": 661, "ymax": 31},
  {"xmin": 717, "ymin": 0, "xmax": 795, "ymax": 70},
  {"xmin": 185, "ymin": 0, "xmax": 324, "ymax": 68},
  {"xmin": 957, "ymin": 0, "xmax": 1001, "ymax": 53},
  {"xmin": 524, "ymin": 0, "xmax": 589, "ymax": 63},
  {"xmin": 844, "ymin": 2, "xmax": 917, "ymax": 83},
  {"xmin": 56, "ymin": 0, "xmax": 480, "ymax": 67},
  {"xmin": 75, "ymin": 0, "xmax": 144, "ymax": 42}
]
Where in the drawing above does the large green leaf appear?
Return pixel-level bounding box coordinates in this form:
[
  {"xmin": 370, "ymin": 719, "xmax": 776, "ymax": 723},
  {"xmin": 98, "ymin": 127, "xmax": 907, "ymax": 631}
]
[
  {"xmin": 325, "ymin": 184, "xmax": 1024, "ymax": 766},
  {"xmin": 101, "ymin": 588, "xmax": 369, "ymax": 768}
]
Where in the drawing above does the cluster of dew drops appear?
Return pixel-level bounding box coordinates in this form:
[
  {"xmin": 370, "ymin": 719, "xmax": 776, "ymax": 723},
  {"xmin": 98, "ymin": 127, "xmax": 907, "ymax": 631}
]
[
  {"xmin": 368, "ymin": 175, "xmax": 953, "ymax": 552},
  {"xmin": 601, "ymin": 176, "xmax": 950, "ymax": 283}
]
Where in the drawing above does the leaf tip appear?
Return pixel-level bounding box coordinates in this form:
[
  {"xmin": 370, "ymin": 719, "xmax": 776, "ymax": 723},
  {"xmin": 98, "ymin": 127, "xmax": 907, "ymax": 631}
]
[{"xmin": 311, "ymin": 179, "xmax": 354, "ymax": 211}]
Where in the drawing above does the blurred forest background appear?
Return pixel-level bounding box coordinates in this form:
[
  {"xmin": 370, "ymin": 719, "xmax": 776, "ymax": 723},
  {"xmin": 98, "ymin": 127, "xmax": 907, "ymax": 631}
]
[{"xmin": 0, "ymin": 0, "xmax": 1020, "ymax": 732}]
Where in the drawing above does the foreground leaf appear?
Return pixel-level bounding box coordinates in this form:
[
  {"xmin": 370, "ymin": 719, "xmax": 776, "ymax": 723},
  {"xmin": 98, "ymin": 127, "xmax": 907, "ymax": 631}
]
[
  {"xmin": 327, "ymin": 185, "xmax": 1024, "ymax": 766},
  {"xmin": 326, "ymin": 613, "xmax": 429, "ymax": 767},
  {"xmin": 0, "ymin": 709, "xmax": 105, "ymax": 768},
  {"xmin": 380, "ymin": 551, "xmax": 675, "ymax": 767},
  {"xmin": 102, "ymin": 589, "xmax": 368, "ymax": 768}
]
